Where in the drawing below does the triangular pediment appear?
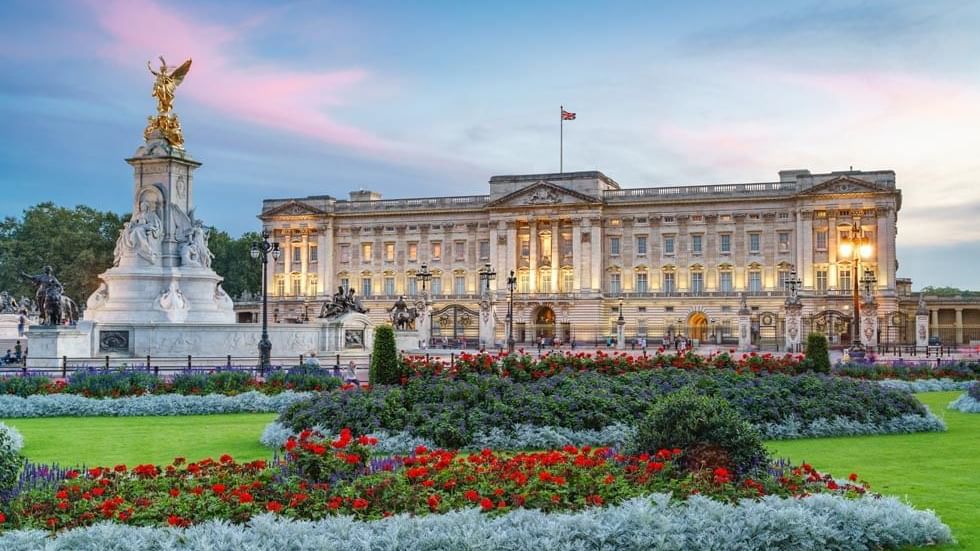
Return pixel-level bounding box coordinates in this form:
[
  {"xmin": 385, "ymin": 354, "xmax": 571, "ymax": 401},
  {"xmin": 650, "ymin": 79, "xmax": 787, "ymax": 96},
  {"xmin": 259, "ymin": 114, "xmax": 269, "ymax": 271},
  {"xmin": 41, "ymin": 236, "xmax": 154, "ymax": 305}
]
[
  {"xmin": 261, "ymin": 200, "xmax": 327, "ymax": 218},
  {"xmin": 487, "ymin": 180, "xmax": 600, "ymax": 208},
  {"xmin": 798, "ymin": 175, "xmax": 889, "ymax": 196}
]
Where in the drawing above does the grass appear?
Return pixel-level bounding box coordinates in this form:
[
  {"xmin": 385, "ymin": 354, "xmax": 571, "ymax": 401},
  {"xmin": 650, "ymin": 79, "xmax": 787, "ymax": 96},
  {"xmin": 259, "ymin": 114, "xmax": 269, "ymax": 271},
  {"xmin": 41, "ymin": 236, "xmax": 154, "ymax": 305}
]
[
  {"xmin": 1, "ymin": 392, "xmax": 976, "ymax": 549},
  {"xmin": 2, "ymin": 413, "xmax": 277, "ymax": 467},
  {"xmin": 767, "ymin": 391, "xmax": 978, "ymax": 551}
]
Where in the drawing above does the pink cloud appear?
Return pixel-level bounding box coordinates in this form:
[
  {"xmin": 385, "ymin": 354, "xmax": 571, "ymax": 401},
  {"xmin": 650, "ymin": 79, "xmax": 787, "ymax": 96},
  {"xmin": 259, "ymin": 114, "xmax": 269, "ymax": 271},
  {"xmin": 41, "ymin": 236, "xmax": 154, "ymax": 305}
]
[{"xmin": 86, "ymin": 0, "xmax": 390, "ymax": 152}]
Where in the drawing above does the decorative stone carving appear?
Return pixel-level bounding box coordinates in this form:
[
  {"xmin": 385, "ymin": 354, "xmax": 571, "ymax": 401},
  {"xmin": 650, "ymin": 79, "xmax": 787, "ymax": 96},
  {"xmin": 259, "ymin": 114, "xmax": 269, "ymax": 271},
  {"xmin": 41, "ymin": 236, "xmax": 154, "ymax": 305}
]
[
  {"xmin": 318, "ymin": 287, "xmax": 369, "ymax": 318},
  {"xmin": 387, "ymin": 296, "xmax": 418, "ymax": 330},
  {"xmin": 156, "ymin": 281, "xmax": 190, "ymax": 323},
  {"xmin": 0, "ymin": 291, "xmax": 17, "ymax": 314},
  {"xmin": 121, "ymin": 201, "xmax": 163, "ymax": 264},
  {"xmin": 21, "ymin": 266, "xmax": 77, "ymax": 326},
  {"xmin": 99, "ymin": 330, "xmax": 130, "ymax": 353},
  {"xmin": 526, "ymin": 187, "xmax": 561, "ymax": 204},
  {"xmin": 179, "ymin": 220, "xmax": 214, "ymax": 268},
  {"xmin": 87, "ymin": 282, "xmax": 109, "ymax": 311}
]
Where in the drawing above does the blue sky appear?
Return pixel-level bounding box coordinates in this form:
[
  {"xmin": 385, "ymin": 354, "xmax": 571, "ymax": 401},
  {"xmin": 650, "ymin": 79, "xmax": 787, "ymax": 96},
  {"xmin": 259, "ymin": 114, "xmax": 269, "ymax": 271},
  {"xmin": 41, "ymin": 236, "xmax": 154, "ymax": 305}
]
[{"xmin": 1, "ymin": 0, "xmax": 978, "ymax": 289}]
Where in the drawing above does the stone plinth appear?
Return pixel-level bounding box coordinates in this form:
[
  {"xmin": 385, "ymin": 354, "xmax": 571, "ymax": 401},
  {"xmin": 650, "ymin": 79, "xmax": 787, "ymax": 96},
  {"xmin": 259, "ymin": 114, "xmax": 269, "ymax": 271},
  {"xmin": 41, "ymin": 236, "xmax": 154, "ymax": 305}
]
[
  {"xmin": 915, "ymin": 314, "xmax": 929, "ymax": 348},
  {"xmin": 0, "ymin": 314, "xmax": 26, "ymax": 340},
  {"xmin": 394, "ymin": 331, "xmax": 419, "ymax": 352},
  {"xmin": 783, "ymin": 303, "xmax": 803, "ymax": 352},
  {"xmin": 737, "ymin": 315, "xmax": 752, "ymax": 351},
  {"xmin": 25, "ymin": 322, "xmax": 96, "ymax": 368},
  {"xmin": 615, "ymin": 320, "xmax": 625, "ymax": 350},
  {"xmin": 323, "ymin": 313, "xmax": 374, "ymax": 353},
  {"xmin": 860, "ymin": 302, "xmax": 878, "ymax": 349},
  {"xmin": 479, "ymin": 301, "xmax": 496, "ymax": 348}
]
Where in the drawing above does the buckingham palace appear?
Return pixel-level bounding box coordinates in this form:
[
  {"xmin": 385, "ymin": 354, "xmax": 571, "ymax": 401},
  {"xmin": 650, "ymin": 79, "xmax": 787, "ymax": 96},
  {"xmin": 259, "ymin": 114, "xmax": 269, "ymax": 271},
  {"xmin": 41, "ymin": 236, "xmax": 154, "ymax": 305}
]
[{"xmin": 243, "ymin": 167, "xmax": 926, "ymax": 349}]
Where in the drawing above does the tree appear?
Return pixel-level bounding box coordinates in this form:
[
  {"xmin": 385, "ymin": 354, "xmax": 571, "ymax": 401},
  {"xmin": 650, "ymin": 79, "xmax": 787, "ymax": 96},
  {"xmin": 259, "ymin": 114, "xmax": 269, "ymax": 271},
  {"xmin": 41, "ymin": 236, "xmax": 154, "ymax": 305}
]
[
  {"xmin": 805, "ymin": 333, "xmax": 830, "ymax": 373},
  {"xmin": 920, "ymin": 286, "xmax": 979, "ymax": 297},
  {"xmin": 0, "ymin": 203, "xmax": 123, "ymax": 305},
  {"xmin": 209, "ymin": 229, "xmax": 261, "ymax": 300},
  {"xmin": 369, "ymin": 325, "xmax": 399, "ymax": 386}
]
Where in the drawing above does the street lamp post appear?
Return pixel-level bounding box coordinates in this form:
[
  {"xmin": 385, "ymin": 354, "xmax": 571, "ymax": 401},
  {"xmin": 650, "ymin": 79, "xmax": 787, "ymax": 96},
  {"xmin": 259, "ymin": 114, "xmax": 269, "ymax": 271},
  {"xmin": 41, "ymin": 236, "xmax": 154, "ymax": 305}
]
[
  {"xmin": 479, "ymin": 263, "xmax": 497, "ymax": 349},
  {"xmin": 506, "ymin": 270, "xmax": 517, "ymax": 353},
  {"xmin": 415, "ymin": 263, "xmax": 433, "ymax": 347},
  {"xmin": 838, "ymin": 222, "xmax": 873, "ymax": 358},
  {"xmin": 250, "ymin": 230, "xmax": 280, "ymax": 373}
]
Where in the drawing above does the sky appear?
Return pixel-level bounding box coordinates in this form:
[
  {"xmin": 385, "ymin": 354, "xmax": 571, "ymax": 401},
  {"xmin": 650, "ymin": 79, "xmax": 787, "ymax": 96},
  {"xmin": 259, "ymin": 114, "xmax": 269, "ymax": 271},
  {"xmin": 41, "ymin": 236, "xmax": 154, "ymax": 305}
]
[{"xmin": 1, "ymin": 0, "xmax": 978, "ymax": 290}]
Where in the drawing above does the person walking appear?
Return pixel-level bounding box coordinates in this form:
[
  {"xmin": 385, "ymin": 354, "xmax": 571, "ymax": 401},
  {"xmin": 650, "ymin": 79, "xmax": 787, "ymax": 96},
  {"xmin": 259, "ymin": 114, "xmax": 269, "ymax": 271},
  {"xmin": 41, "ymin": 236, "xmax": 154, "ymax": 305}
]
[
  {"xmin": 14, "ymin": 341, "xmax": 23, "ymax": 363},
  {"xmin": 345, "ymin": 360, "xmax": 358, "ymax": 385}
]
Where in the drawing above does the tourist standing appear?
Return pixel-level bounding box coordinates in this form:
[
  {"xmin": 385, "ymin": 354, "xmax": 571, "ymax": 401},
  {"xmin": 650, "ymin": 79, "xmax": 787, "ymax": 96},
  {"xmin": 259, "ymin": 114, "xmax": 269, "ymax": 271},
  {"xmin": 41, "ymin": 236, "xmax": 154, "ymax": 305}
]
[
  {"xmin": 345, "ymin": 360, "xmax": 358, "ymax": 385},
  {"xmin": 14, "ymin": 341, "xmax": 22, "ymax": 363},
  {"xmin": 305, "ymin": 352, "xmax": 321, "ymax": 368}
]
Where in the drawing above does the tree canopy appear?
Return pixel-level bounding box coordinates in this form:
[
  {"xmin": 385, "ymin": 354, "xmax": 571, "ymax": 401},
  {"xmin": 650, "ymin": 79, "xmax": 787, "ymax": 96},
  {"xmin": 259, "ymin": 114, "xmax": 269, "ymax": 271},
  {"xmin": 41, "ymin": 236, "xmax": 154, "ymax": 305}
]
[
  {"xmin": 0, "ymin": 203, "xmax": 261, "ymax": 309},
  {"xmin": 920, "ymin": 286, "xmax": 979, "ymax": 297}
]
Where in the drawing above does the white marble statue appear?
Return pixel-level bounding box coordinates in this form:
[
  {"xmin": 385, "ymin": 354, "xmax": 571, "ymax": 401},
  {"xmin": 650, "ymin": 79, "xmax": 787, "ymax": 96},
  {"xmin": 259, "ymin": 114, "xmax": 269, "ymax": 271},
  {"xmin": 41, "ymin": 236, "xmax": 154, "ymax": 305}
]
[
  {"xmin": 156, "ymin": 281, "xmax": 190, "ymax": 323},
  {"xmin": 87, "ymin": 282, "xmax": 109, "ymax": 311},
  {"xmin": 123, "ymin": 201, "xmax": 163, "ymax": 264}
]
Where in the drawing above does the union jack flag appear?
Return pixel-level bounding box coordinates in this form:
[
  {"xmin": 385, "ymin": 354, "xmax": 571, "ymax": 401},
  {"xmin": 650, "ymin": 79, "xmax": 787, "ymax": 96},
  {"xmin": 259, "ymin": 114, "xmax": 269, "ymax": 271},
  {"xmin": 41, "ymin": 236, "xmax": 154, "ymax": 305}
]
[{"xmin": 561, "ymin": 109, "xmax": 576, "ymax": 120}]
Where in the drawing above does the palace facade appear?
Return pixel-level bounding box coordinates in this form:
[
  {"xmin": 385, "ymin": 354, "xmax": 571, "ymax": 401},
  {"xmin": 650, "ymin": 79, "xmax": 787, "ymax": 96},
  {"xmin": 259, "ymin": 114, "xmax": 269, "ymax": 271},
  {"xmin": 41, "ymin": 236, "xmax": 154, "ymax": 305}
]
[{"xmin": 242, "ymin": 167, "xmax": 951, "ymax": 348}]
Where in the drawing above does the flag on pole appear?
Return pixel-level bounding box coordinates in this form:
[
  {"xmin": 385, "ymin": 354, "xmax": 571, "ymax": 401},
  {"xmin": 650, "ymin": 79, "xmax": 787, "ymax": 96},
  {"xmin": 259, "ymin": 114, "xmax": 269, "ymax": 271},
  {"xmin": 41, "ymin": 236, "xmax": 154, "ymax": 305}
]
[{"xmin": 561, "ymin": 109, "xmax": 576, "ymax": 120}]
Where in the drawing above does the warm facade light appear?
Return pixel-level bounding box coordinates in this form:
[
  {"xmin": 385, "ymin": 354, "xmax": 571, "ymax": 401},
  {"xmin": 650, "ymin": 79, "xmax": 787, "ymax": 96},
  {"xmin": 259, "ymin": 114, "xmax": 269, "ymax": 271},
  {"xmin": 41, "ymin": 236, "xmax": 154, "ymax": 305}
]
[{"xmin": 838, "ymin": 238, "xmax": 853, "ymax": 258}]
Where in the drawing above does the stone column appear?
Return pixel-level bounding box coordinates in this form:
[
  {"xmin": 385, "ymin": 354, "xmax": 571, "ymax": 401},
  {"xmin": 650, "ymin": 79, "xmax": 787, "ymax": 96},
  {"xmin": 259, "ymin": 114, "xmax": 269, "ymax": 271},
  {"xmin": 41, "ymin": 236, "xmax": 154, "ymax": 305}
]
[
  {"xmin": 955, "ymin": 308, "xmax": 964, "ymax": 345},
  {"xmin": 489, "ymin": 224, "xmax": 499, "ymax": 292},
  {"xmin": 915, "ymin": 314, "xmax": 929, "ymax": 348},
  {"xmin": 616, "ymin": 316, "xmax": 625, "ymax": 350},
  {"xmin": 876, "ymin": 210, "xmax": 889, "ymax": 289},
  {"xmin": 529, "ymin": 220, "xmax": 538, "ymax": 293},
  {"xmin": 801, "ymin": 211, "xmax": 814, "ymax": 288},
  {"xmin": 551, "ymin": 221, "xmax": 560, "ymax": 294},
  {"xmin": 572, "ymin": 223, "xmax": 582, "ymax": 293},
  {"xmin": 591, "ymin": 222, "xmax": 602, "ymax": 292},
  {"xmin": 860, "ymin": 301, "xmax": 878, "ymax": 349},
  {"xmin": 266, "ymin": 227, "xmax": 278, "ymax": 296},
  {"xmin": 479, "ymin": 299, "xmax": 495, "ymax": 348},
  {"xmin": 506, "ymin": 222, "xmax": 517, "ymax": 291},
  {"xmin": 300, "ymin": 231, "xmax": 309, "ymax": 295},
  {"xmin": 784, "ymin": 301, "xmax": 803, "ymax": 352},
  {"xmin": 737, "ymin": 295, "xmax": 752, "ymax": 351},
  {"xmin": 931, "ymin": 308, "xmax": 939, "ymax": 336},
  {"xmin": 318, "ymin": 222, "xmax": 332, "ymax": 298}
]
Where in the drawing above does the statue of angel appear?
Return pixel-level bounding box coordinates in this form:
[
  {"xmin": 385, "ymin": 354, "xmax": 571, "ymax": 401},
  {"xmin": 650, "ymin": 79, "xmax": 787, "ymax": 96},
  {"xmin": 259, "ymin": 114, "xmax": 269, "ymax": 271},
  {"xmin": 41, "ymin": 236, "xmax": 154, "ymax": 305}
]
[{"xmin": 147, "ymin": 57, "xmax": 192, "ymax": 115}]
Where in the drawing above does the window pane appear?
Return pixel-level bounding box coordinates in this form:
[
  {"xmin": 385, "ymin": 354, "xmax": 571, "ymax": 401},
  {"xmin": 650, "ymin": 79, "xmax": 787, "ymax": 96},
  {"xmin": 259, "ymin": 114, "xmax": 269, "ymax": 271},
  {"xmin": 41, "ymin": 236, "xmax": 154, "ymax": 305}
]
[
  {"xmin": 610, "ymin": 273, "xmax": 621, "ymax": 293},
  {"xmin": 636, "ymin": 236, "xmax": 647, "ymax": 255},
  {"xmin": 431, "ymin": 242, "xmax": 441, "ymax": 260},
  {"xmin": 691, "ymin": 272, "xmax": 703, "ymax": 295},
  {"xmin": 720, "ymin": 272, "xmax": 733, "ymax": 292},
  {"xmin": 692, "ymin": 235, "xmax": 702, "ymax": 253},
  {"xmin": 663, "ymin": 273, "xmax": 675, "ymax": 293},
  {"xmin": 408, "ymin": 243, "xmax": 418, "ymax": 261},
  {"xmin": 431, "ymin": 277, "xmax": 442, "ymax": 295},
  {"xmin": 610, "ymin": 237, "xmax": 620, "ymax": 255},
  {"xmin": 720, "ymin": 234, "xmax": 730, "ymax": 252},
  {"xmin": 361, "ymin": 278, "xmax": 372, "ymax": 297},
  {"xmin": 454, "ymin": 275, "xmax": 466, "ymax": 295},
  {"xmin": 664, "ymin": 237, "xmax": 674, "ymax": 254},
  {"xmin": 636, "ymin": 273, "xmax": 648, "ymax": 293},
  {"xmin": 479, "ymin": 240, "xmax": 490, "ymax": 259},
  {"xmin": 309, "ymin": 245, "xmax": 318, "ymax": 263},
  {"xmin": 407, "ymin": 278, "xmax": 417, "ymax": 296}
]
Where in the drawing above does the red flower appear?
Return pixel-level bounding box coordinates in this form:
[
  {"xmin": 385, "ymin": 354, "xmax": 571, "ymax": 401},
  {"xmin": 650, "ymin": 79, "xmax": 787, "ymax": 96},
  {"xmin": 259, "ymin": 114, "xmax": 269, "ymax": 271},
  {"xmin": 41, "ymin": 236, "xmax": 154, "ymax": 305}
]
[
  {"xmin": 65, "ymin": 470, "xmax": 79, "ymax": 480},
  {"xmin": 352, "ymin": 498, "xmax": 369, "ymax": 510},
  {"xmin": 480, "ymin": 497, "xmax": 494, "ymax": 511},
  {"xmin": 92, "ymin": 487, "xmax": 105, "ymax": 497},
  {"xmin": 0, "ymin": 512, "xmax": 7, "ymax": 523},
  {"xmin": 220, "ymin": 454, "xmax": 234, "ymax": 464},
  {"xmin": 192, "ymin": 486, "xmax": 204, "ymax": 495},
  {"xmin": 113, "ymin": 464, "xmax": 127, "ymax": 473},
  {"xmin": 265, "ymin": 500, "xmax": 283, "ymax": 513},
  {"xmin": 169, "ymin": 488, "xmax": 180, "ymax": 498},
  {"xmin": 415, "ymin": 445, "xmax": 428, "ymax": 455},
  {"xmin": 848, "ymin": 473, "xmax": 859, "ymax": 482},
  {"xmin": 464, "ymin": 489, "xmax": 480, "ymax": 502},
  {"xmin": 427, "ymin": 494, "xmax": 441, "ymax": 510},
  {"xmin": 211, "ymin": 484, "xmax": 226, "ymax": 493},
  {"xmin": 285, "ymin": 438, "xmax": 297, "ymax": 451},
  {"xmin": 238, "ymin": 491, "xmax": 254, "ymax": 504},
  {"xmin": 168, "ymin": 515, "xmax": 181, "ymax": 526},
  {"xmin": 56, "ymin": 490, "xmax": 68, "ymax": 500}
]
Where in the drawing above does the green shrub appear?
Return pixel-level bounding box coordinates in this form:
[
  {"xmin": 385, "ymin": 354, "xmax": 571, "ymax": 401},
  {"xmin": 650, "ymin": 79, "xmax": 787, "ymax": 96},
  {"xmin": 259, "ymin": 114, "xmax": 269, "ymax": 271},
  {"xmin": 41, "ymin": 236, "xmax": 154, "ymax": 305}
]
[
  {"xmin": 265, "ymin": 366, "xmax": 343, "ymax": 393},
  {"xmin": 67, "ymin": 370, "xmax": 161, "ymax": 397},
  {"xmin": 632, "ymin": 388, "xmax": 768, "ymax": 474},
  {"xmin": 0, "ymin": 422, "xmax": 25, "ymax": 490},
  {"xmin": 370, "ymin": 325, "xmax": 400, "ymax": 386},
  {"xmin": 170, "ymin": 371, "xmax": 253, "ymax": 395},
  {"xmin": 805, "ymin": 333, "xmax": 830, "ymax": 374}
]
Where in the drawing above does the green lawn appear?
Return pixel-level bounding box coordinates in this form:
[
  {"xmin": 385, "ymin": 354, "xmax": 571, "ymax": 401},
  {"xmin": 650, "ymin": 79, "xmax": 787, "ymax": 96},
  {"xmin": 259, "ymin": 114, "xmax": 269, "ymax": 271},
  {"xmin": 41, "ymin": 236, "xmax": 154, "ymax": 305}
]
[
  {"xmin": 2, "ymin": 392, "xmax": 976, "ymax": 549},
  {"xmin": 2, "ymin": 413, "xmax": 277, "ymax": 467},
  {"xmin": 767, "ymin": 392, "xmax": 978, "ymax": 551}
]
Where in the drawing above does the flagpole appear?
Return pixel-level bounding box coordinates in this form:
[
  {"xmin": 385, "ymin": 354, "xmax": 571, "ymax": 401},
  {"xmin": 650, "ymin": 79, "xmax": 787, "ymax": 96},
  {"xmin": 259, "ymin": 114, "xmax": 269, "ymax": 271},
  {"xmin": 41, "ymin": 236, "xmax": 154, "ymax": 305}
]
[{"xmin": 560, "ymin": 105, "xmax": 564, "ymax": 174}]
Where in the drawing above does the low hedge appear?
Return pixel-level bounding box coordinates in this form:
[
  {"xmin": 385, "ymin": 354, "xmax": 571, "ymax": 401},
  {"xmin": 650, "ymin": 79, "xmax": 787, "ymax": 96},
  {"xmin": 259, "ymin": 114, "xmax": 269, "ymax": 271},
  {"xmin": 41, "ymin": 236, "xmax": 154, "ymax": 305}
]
[
  {"xmin": 279, "ymin": 369, "xmax": 933, "ymax": 448},
  {"xmin": 948, "ymin": 383, "xmax": 980, "ymax": 413},
  {"xmin": 835, "ymin": 360, "xmax": 979, "ymax": 381},
  {"xmin": 0, "ymin": 495, "xmax": 951, "ymax": 550},
  {"xmin": 0, "ymin": 391, "xmax": 312, "ymax": 418}
]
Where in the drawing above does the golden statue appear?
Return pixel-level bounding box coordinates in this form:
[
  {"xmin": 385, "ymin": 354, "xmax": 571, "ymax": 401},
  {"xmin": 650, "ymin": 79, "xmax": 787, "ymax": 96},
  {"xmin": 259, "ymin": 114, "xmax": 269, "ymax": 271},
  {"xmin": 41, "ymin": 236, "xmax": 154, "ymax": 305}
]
[{"xmin": 143, "ymin": 56, "xmax": 192, "ymax": 148}]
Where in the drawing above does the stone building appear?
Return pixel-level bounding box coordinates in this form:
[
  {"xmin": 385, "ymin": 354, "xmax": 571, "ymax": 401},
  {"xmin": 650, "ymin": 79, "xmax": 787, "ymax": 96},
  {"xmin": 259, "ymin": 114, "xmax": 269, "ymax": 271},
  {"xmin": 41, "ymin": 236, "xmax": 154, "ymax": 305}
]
[{"xmin": 247, "ymin": 168, "xmax": 907, "ymax": 348}]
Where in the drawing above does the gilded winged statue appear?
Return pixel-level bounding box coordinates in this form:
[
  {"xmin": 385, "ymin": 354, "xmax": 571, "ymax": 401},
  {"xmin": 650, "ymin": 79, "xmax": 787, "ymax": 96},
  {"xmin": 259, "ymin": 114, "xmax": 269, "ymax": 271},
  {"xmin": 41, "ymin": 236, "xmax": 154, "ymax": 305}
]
[{"xmin": 144, "ymin": 56, "xmax": 192, "ymax": 148}]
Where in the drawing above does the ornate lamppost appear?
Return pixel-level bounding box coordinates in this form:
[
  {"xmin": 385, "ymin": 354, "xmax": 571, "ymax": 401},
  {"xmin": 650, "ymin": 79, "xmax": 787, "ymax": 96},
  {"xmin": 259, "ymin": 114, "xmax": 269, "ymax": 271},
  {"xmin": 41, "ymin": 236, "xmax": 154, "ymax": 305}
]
[
  {"xmin": 250, "ymin": 230, "xmax": 280, "ymax": 372},
  {"xmin": 478, "ymin": 263, "xmax": 497, "ymax": 349},
  {"xmin": 838, "ymin": 222, "xmax": 873, "ymax": 358},
  {"xmin": 416, "ymin": 263, "xmax": 433, "ymax": 294},
  {"xmin": 479, "ymin": 263, "xmax": 497, "ymax": 294},
  {"xmin": 415, "ymin": 263, "xmax": 433, "ymax": 347},
  {"xmin": 506, "ymin": 270, "xmax": 517, "ymax": 353}
]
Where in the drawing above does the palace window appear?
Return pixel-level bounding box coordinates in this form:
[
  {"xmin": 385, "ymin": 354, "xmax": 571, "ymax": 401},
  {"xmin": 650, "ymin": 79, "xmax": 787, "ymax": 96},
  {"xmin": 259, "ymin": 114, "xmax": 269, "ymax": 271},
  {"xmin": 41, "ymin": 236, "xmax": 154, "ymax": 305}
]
[
  {"xmin": 339, "ymin": 244, "xmax": 350, "ymax": 263},
  {"xmin": 276, "ymin": 279, "xmax": 285, "ymax": 297},
  {"xmin": 719, "ymin": 271, "xmax": 733, "ymax": 293},
  {"xmin": 431, "ymin": 276, "xmax": 442, "ymax": 295},
  {"xmin": 720, "ymin": 233, "xmax": 731, "ymax": 253},
  {"xmin": 361, "ymin": 277, "xmax": 372, "ymax": 297},
  {"xmin": 609, "ymin": 273, "xmax": 621, "ymax": 294},
  {"xmin": 839, "ymin": 267, "xmax": 851, "ymax": 291},
  {"xmin": 431, "ymin": 241, "xmax": 442, "ymax": 261},
  {"xmin": 636, "ymin": 236, "xmax": 647, "ymax": 255},
  {"xmin": 748, "ymin": 270, "xmax": 762, "ymax": 292},
  {"xmin": 663, "ymin": 272, "xmax": 675, "ymax": 294},
  {"xmin": 385, "ymin": 242, "xmax": 395, "ymax": 262},
  {"xmin": 454, "ymin": 275, "xmax": 466, "ymax": 295},
  {"xmin": 778, "ymin": 269, "xmax": 791, "ymax": 290},
  {"xmin": 361, "ymin": 243, "xmax": 373, "ymax": 262},
  {"xmin": 308, "ymin": 277, "xmax": 318, "ymax": 297},
  {"xmin": 340, "ymin": 277, "xmax": 349, "ymax": 291},
  {"xmin": 520, "ymin": 238, "xmax": 530, "ymax": 258},
  {"xmin": 748, "ymin": 233, "xmax": 761, "ymax": 254},
  {"xmin": 691, "ymin": 235, "xmax": 703, "ymax": 254},
  {"xmin": 309, "ymin": 245, "xmax": 318, "ymax": 263},
  {"xmin": 384, "ymin": 277, "xmax": 395, "ymax": 297},
  {"xmin": 292, "ymin": 247, "xmax": 301, "ymax": 264},
  {"xmin": 816, "ymin": 269, "xmax": 828, "ymax": 292},
  {"xmin": 518, "ymin": 272, "xmax": 530, "ymax": 293},
  {"xmin": 815, "ymin": 230, "xmax": 828, "ymax": 251},
  {"xmin": 610, "ymin": 237, "xmax": 621, "ymax": 256},
  {"xmin": 540, "ymin": 271, "xmax": 552, "ymax": 293},
  {"xmin": 635, "ymin": 272, "xmax": 648, "ymax": 293},
  {"xmin": 407, "ymin": 278, "xmax": 418, "ymax": 296},
  {"xmin": 778, "ymin": 232, "xmax": 790, "ymax": 252},
  {"xmin": 562, "ymin": 271, "xmax": 574, "ymax": 292},
  {"xmin": 408, "ymin": 243, "xmax": 418, "ymax": 262},
  {"xmin": 479, "ymin": 240, "xmax": 490, "ymax": 260},
  {"xmin": 664, "ymin": 236, "xmax": 675, "ymax": 255},
  {"xmin": 690, "ymin": 272, "xmax": 704, "ymax": 296},
  {"xmin": 454, "ymin": 241, "xmax": 466, "ymax": 261}
]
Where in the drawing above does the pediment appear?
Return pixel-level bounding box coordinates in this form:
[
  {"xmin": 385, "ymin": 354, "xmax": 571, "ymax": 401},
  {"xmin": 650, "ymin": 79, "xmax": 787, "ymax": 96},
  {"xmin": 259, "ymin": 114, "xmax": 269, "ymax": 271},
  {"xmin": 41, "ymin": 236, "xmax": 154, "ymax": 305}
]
[
  {"xmin": 487, "ymin": 181, "xmax": 600, "ymax": 208},
  {"xmin": 261, "ymin": 200, "xmax": 327, "ymax": 218},
  {"xmin": 798, "ymin": 176, "xmax": 889, "ymax": 196}
]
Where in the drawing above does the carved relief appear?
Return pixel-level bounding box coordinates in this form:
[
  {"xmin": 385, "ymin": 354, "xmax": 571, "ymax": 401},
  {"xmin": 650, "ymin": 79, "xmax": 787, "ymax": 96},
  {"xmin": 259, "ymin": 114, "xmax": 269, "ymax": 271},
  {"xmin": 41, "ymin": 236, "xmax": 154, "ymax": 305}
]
[
  {"xmin": 526, "ymin": 188, "xmax": 561, "ymax": 205},
  {"xmin": 156, "ymin": 281, "xmax": 190, "ymax": 323}
]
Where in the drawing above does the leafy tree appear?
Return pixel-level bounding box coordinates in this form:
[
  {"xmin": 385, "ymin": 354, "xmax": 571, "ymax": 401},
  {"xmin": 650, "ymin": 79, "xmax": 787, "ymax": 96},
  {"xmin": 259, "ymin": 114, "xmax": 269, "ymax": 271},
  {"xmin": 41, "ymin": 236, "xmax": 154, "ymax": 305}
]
[
  {"xmin": 209, "ymin": 229, "xmax": 262, "ymax": 300},
  {"xmin": 0, "ymin": 203, "xmax": 124, "ymax": 305},
  {"xmin": 920, "ymin": 286, "xmax": 979, "ymax": 297},
  {"xmin": 805, "ymin": 333, "xmax": 830, "ymax": 373},
  {"xmin": 370, "ymin": 325, "xmax": 399, "ymax": 386}
]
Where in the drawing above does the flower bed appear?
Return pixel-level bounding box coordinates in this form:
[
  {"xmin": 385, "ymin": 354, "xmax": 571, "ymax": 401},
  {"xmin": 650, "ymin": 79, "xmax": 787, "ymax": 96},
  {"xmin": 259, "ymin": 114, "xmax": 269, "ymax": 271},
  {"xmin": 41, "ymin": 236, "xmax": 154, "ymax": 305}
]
[
  {"xmin": 0, "ymin": 391, "xmax": 312, "ymax": 418},
  {"xmin": 403, "ymin": 350, "xmax": 806, "ymax": 380},
  {"xmin": 835, "ymin": 360, "xmax": 979, "ymax": 381},
  {"xmin": 0, "ymin": 430, "xmax": 953, "ymax": 550},
  {"xmin": 948, "ymin": 383, "xmax": 980, "ymax": 413},
  {"xmin": 0, "ymin": 366, "xmax": 340, "ymax": 399},
  {"xmin": 278, "ymin": 370, "xmax": 937, "ymax": 448}
]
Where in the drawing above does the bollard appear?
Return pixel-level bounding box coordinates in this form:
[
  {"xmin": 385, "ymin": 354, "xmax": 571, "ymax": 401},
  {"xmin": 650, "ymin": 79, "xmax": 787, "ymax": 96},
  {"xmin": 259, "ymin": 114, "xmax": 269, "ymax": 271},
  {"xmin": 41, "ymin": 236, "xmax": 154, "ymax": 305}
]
[
  {"xmin": 105, "ymin": 355, "xmax": 110, "ymax": 369},
  {"xmin": 62, "ymin": 356, "xmax": 67, "ymax": 378},
  {"xmin": 146, "ymin": 356, "xmax": 151, "ymax": 373},
  {"xmin": 299, "ymin": 354, "xmax": 304, "ymax": 366},
  {"xmin": 227, "ymin": 355, "xmax": 232, "ymax": 369},
  {"xmin": 187, "ymin": 355, "xmax": 192, "ymax": 371},
  {"xmin": 450, "ymin": 353, "xmax": 455, "ymax": 369}
]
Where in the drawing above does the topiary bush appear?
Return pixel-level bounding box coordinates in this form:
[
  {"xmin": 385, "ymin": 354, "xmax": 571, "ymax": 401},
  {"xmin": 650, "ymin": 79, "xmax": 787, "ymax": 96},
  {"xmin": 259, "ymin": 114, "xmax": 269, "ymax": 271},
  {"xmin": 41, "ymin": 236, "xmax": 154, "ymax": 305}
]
[
  {"xmin": 0, "ymin": 422, "xmax": 25, "ymax": 490},
  {"xmin": 805, "ymin": 333, "xmax": 831, "ymax": 374},
  {"xmin": 632, "ymin": 388, "xmax": 768, "ymax": 474},
  {"xmin": 370, "ymin": 325, "xmax": 400, "ymax": 386}
]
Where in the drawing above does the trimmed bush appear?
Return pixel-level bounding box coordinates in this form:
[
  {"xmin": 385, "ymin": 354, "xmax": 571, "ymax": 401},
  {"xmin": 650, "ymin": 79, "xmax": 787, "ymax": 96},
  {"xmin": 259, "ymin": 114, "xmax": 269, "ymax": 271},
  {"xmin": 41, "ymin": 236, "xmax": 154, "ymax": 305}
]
[
  {"xmin": 0, "ymin": 391, "xmax": 312, "ymax": 418},
  {"xmin": 632, "ymin": 388, "xmax": 768, "ymax": 473},
  {"xmin": 0, "ymin": 422, "xmax": 25, "ymax": 490},
  {"xmin": 0, "ymin": 495, "xmax": 952, "ymax": 550},
  {"xmin": 948, "ymin": 383, "xmax": 980, "ymax": 413},
  {"xmin": 806, "ymin": 333, "xmax": 830, "ymax": 373},
  {"xmin": 369, "ymin": 325, "xmax": 399, "ymax": 386}
]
